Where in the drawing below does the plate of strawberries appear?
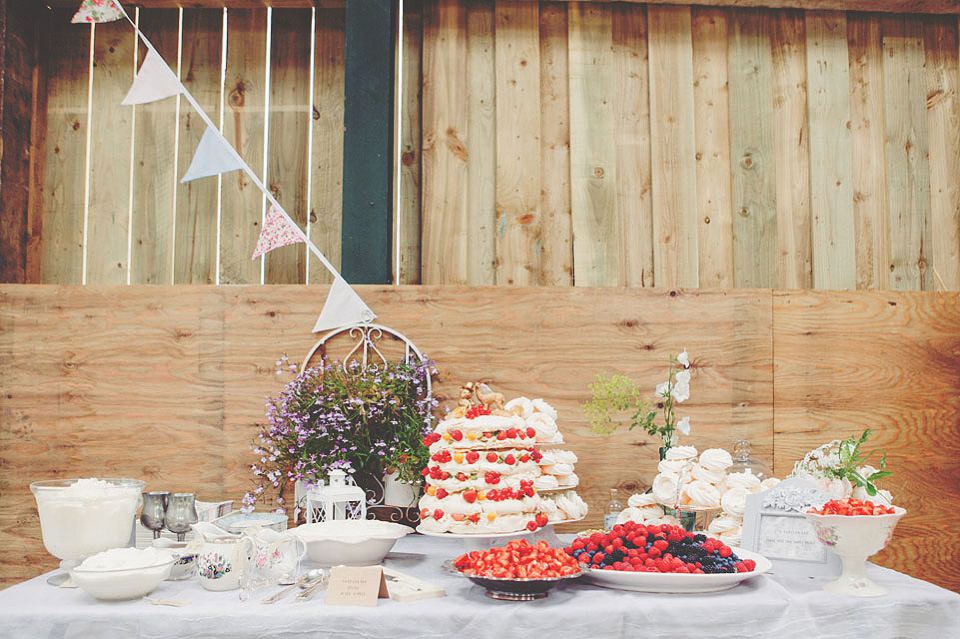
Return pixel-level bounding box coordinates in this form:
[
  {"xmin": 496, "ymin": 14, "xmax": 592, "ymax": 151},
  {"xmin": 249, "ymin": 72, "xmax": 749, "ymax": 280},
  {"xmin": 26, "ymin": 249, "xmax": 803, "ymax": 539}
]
[
  {"xmin": 568, "ymin": 521, "xmax": 771, "ymax": 593},
  {"xmin": 446, "ymin": 539, "xmax": 583, "ymax": 600}
]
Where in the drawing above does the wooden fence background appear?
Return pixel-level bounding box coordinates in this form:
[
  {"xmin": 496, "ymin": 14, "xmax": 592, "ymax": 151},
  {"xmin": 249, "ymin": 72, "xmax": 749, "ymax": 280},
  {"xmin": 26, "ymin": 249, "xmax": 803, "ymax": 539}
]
[
  {"xmin": 1, "ymin": 285, "xmax": 958, "ymax": 592},
  {"xmin": 25, "ymin": 2, "xmax": 960, "ymax": 291}
]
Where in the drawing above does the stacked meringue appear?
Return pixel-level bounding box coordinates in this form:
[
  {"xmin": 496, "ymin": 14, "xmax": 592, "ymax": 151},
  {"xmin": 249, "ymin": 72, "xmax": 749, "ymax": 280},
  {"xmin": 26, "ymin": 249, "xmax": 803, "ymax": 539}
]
[{"xmin": 618, "ymin": 445, "xmax": 780, "ymax": 545}]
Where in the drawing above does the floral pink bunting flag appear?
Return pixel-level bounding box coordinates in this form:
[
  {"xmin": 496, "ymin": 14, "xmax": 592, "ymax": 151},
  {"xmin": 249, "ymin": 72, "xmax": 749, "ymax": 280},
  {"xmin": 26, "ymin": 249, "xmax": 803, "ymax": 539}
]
[
  {"xmin": 252, "ymin": 205, "xmax": 304, "ymax": 260},
  {"xmin": 72, "ymin": 0, "xmax": 125, "ymax": 24}
]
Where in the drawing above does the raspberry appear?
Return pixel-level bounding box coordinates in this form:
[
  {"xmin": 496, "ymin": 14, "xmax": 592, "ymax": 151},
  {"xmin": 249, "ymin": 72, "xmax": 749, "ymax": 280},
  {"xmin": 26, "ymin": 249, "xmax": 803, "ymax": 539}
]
[
  {"xmin": 450, "ymin": 430, "xmax": 463, "ymax": 441},
  {"xmin": 466, "ymin": 451, "xmax": 480, "ymax": 464},
  {"xmin": 504, "ymin": 454, "xmax": 516, "ymax": 465},
  {"xmin": 486, "ymin": 452, "xmax": 498, "ymax": 463},
  {"xmin": 526, "ymin": 427, "xmax": 537, "ymax": 438},
  {"xmin": 433, "ymin": 509, "xmax": 444, "ymax": 520},
  {"xmin": 436, "ymin": 488, "xmax": 448, "ymax": 499}
]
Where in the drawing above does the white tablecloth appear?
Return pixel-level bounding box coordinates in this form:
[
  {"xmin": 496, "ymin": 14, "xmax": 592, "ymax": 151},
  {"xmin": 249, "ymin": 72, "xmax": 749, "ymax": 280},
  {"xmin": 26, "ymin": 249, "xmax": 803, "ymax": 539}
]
[{"xmin": 1, "ymin": 534, "xmax": 958, "ymax": 639}]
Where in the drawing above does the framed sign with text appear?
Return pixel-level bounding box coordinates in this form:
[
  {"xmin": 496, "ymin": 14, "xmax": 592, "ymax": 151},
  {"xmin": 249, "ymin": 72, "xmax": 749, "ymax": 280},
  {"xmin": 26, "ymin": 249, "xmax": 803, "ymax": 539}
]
[{"xmin": 741, "ymin": 477, "xmax": 841, "ymax": 577}]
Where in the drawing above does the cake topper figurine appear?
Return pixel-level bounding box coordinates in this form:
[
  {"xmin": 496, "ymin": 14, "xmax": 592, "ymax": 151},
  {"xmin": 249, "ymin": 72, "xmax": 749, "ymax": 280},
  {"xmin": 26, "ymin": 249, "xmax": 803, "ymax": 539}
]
[{"xmin": 476, "ymin": 383, "xmax": 506, "ymax": 412}]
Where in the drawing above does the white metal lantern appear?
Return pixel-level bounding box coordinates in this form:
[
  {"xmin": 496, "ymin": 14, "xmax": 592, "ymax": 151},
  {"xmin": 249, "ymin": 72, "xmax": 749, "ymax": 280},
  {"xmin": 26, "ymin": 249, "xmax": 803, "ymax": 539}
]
[{"xmin": 305, "ymin": 470, "xmax": 367, "ymax": 522}]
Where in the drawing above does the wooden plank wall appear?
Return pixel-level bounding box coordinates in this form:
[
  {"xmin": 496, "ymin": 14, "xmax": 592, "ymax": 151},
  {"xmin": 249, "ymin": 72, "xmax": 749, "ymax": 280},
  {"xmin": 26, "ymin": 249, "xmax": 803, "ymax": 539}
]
[
  {"xmin": 36, "ymin": 7, "xmax": 346, "ymax": 286},
  {"xmin": 26, "ymin": 4, "xmax": 960, "ymax": 292},
  {"xmin": 417, "ymin": 2, "xmax": 960, "ymax": 292},
  {"xmin": 0, "ymin": 285, "xmax": 957, "ymax": 593}
]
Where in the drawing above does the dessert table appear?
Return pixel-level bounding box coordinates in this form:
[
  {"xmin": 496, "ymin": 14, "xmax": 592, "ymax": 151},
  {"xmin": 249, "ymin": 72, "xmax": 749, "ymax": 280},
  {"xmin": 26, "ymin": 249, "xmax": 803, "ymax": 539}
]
[{"xmin": 1, "ymin": 534, "xmax": 958, "ymax": 639}]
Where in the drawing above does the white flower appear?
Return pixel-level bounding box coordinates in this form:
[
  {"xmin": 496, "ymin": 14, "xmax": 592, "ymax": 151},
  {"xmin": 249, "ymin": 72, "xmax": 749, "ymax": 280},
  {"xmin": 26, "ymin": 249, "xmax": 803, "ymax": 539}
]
[
  {"xmin": 676, "ymin": 416, "xmax": 691, "ymax": 436},
  {"xmin": 676, "ymin": 350, "xmax": 689, "ymax": 368},
  {"xmin": 670, "ymin": 433, "xmax": 679, "ymax": 446},
  {"xmin": 671, "ymin": 370, "xmax": 691, "ymax": 403},
  {"xmin": 656, "ymin": 381, "xmax": 670, "ymax": 398}
]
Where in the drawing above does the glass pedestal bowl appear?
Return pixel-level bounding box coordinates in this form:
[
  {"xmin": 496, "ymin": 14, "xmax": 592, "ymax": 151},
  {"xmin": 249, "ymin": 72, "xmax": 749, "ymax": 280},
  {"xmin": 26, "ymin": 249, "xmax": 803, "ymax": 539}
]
[
  {"xmin": 803, "ymin": 506, "xmax": 906, "ymax": 597},
  {"xmin": 30, "ymin": 478, "xmax": 146, "ymax": 585}
]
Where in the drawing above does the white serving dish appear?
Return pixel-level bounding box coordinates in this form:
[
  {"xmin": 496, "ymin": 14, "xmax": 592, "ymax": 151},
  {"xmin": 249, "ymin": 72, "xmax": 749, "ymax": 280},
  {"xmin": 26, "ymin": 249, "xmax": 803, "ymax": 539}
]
[
  {"xmin": 582, "ymin": 546, "xmax": 771, "ymax": 593},
  {"xmin": 69, "ymin": 551, "xmax": 177, "ymax": 600},
  {"xmin": 213, "ymin": 511, "xmax": 288, "ymax": 535},
  {"xmin": 291, "ymin": 520, "xmax": 414, "ymax": 567}
]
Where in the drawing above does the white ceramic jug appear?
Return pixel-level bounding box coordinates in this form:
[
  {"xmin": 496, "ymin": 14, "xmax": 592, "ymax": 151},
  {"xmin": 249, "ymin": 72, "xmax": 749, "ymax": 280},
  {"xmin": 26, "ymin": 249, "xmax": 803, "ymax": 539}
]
[{"xmin": 192, "ymin": 522, "xmax": 254, "ymax": 592}]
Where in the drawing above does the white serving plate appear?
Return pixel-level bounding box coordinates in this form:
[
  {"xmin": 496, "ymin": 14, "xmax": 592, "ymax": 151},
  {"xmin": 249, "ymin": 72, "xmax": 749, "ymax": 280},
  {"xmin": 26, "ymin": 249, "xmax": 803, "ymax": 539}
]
[
  {"xmin": 582, "ymin": 546, "xmax": 771, "ymax": 593},
  {"xmin": 213, "ymin": 511, "xmax": 288, "ymax": 534}
]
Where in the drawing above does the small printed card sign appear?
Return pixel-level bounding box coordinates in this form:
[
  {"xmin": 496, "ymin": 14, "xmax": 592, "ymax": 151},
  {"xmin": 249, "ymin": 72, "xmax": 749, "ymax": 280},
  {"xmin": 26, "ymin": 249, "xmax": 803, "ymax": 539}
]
[
  {"xmin": 742, "ymin": 477, "xmax": 842, "ymax": 577},
  {"xmin": 325, "ymin": 566, "xmax": 390, "ymax": 607}
]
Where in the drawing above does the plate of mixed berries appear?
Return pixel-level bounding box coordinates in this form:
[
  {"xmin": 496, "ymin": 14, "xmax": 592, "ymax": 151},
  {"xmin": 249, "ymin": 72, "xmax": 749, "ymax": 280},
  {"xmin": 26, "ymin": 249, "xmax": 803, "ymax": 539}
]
[{"xmin": 566, "ymin": 521, "xmax": 771, "ymax": 593}]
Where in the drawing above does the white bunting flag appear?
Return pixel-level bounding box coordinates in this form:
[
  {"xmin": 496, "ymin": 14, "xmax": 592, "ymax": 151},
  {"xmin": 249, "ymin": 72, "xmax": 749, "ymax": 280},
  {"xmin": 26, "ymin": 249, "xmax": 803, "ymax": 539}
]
[
  {"xmin": 181, "ymin": 126, "xmax": 245, "ymax": 183},
  {"xmin": 252, "ymin": 205, "xmax": 304, "ymax": 260},
  {"xmin": 122, "ymin": 49, "xmax": 182, "ymax": 106},
  {"xmin": 312, "ymin": 277, "xmax": 377, "ymax": 333}
]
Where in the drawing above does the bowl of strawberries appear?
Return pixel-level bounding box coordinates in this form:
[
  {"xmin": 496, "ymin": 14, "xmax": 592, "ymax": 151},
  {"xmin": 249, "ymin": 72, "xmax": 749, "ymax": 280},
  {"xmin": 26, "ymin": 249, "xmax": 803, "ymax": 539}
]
[
  {"xmin": 446, "ymin": 539, "xmax": 582, "ymax": 600},
  {"xmin": 803, "ymin": 498, "xmax": 906, "ymax": 597}
]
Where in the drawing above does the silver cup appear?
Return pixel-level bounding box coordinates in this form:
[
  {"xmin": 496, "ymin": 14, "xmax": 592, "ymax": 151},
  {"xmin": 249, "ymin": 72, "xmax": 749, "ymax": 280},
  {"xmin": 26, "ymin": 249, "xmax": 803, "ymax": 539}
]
[
  {"xmin": 141, "ymin": 491, "xmax": 169, "ymax": 539},
  {"xmin": 165, "ymin": 493, "xmax": 199, "ymax": 542}
]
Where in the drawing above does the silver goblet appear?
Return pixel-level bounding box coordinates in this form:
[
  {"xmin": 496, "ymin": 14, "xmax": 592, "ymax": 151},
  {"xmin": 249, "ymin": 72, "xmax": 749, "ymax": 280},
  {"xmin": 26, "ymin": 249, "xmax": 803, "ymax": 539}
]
[
  {"xmin": 140, "ymin": 491, "xmax": 169, "ymax": 539},
  {"xmin": 165, "ymin": 493, "xmax": 198, "ymax": 542}
]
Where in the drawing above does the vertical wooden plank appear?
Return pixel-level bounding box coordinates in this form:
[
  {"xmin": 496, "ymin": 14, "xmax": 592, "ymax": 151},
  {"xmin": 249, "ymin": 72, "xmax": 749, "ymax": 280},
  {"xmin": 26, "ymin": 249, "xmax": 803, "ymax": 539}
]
[
  {"xmin": 41, "ymin": 11, "xmax": 88, "ymax": 285},
  {"xmin": 924, "ymin": 17, "xmax": 960, "ymax": 291},
  {"xmin": 647, "ymin": 5, "xmax": 698, "ymax": 288},
  {"xmin": 691, "ymin": 7, "xmax": 733, "ymax": 290},
  {"xmin": 41, "ymin": 14, "xmax": 90, "ymax": 285},
  {"xmin": 420, "ymin": 0, "xmax": 468, "ymax": 284},
  {"xmin": 175, "ymin": 10, "xmax": 223, "ymax": 285},
  {"xmin": 612, "ymin": 3, "xmax": 652, "ymax": 288},
  {"xmin": 465, "ymin": 0, "xmax": 496, "ymax": 286},
  {"xmin": 568, "ymin": 3, "xmax": 617, "ymax": 287},
  {"xmin": 771, "ymin": 9, "xmax": 812, "ymax": 290},
  {"xmin": 883, "ymin": 16, "xmax": 932, "ymax": 291},
  {"xmin": 396, "ymin": 0, "xmax": 422, "ymax": 285},
  {"xmin": 130, "ymin": 9, "xmax": 179, "ymax": 285},
  {"xmin": 219, "ymin": 9, "xmax": 266, "ymax": 285},
  {"xmin": 539, "ymin": 3, "xmax": 573, "ymax": 286},
  {"xmin": 729, "ymin": 8, "xmax": 777, "ymax": 289},
  {"xmin": 266, "ymin": 8, "xmax": 311, "ymax": 284},
  {"xmin": 495, "ymin": 1, "xmax": 541, "ymax": 286},
  {"xmin": 848, "ymin": 14, "xmax": 888, "ymax": 291},
  {"xmin": 0, "ymin": 1, "xmax": 41, "ymax": 283},
  {"xmin": 341, "ymin": 0, "xmax": 393, "ymax": 284},
  {"xmin": 26, "ymin": 4, "xmax": 47, "ymax": 284},
  {"xmin": 86, "ymin": 20, "xmax": 134, "ymax": 285},
  {"xmin": 806, "ymin": 10, "xmax": 856, "ymax": 291},
  {"xmin": 309, "ymin": 8, "xmax": 346, "ymax": 285}
]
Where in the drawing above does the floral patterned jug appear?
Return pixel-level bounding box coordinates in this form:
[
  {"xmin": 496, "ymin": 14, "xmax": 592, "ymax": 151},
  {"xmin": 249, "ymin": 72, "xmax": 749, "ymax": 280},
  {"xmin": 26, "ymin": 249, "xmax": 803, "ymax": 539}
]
[{"xmin": 192, "ymin": 522, "xmax": 255, "ymax": 592}]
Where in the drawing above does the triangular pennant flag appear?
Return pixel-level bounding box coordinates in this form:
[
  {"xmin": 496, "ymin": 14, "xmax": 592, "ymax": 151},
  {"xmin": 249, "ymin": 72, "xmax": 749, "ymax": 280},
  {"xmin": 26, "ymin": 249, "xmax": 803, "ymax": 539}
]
[
  {"xmin": 180, "ymin": 126, "xmax": 245, "ymax": 183},
  {"xmin": 312, "ymin": 278, "xmax": 377, "ymax": 333},
  {"xmin": 252, "ymin": 205, "xmax": 304, "ymax": 260},
  {"xmin": 72, "ymin": 0, "xmax": 124, "ymax": 23},
  {"xmin": 122, "ymin": 49, "xmax": 182, "ymax": 106}
]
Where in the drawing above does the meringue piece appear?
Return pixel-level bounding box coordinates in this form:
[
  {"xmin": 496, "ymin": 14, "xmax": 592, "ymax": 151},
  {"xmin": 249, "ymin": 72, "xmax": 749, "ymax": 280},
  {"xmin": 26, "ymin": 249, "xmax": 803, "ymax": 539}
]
[
  {"xmin": 699, "ymin": 448, "xmax": 734, "ymax": 471},
  {"xmin": 554, "ymin": 473, "xmax": 579, "ymax": 488},
  {"xmin": 683, "ymin": 479, "xmax": 722, "ymax": 508},
  {"xmin": 657, "ymin": 459, "xmax": 688, "ymax": 475},
  {"xmin": 504, "ymin": 397, "xmax": 534, "ymax": 419},
  {"xmin": 541, "ymin": 462, "xmax": 575, "ymax": 476},
  {"xmin": 720, "ymin": 487, "xmax": 748, "ymax": 517},
  {"xmin": 554, "ymin": 491, "xmax": 588, "ymax": 520},
  {"xmin": 652, "ymin": 472, "xmax": 681, "ymax": 505},
  {"xmin": 707, "ymin": 514, "xmax": 742, "ymax": 535},
  {"xmin": 534, "ymin": 475, "xmax": 560, "ymax": 490},
  {"xmin": 527, "ymin": 412, "xmax": 562, "ymax": 443},
  {"xmin": 531, "ymin": 398, "xmax": 558, "ymax": 420},
  {"xmin": 691, "ymin": 464, "xmax": 727, "ymax": 485},
  {"xmin": 664, "ymin": 445, "xmax": 698, "ymax": 461},
  {"xmin": 724, "ymin": 470, "xmax": 762, "ymax": 491},
  {"xmin": 539, "ymin": 449, "xmax": 578, "ymax": 465},
  {"xmin": 759, "ymin": 477, "xmax": 781, "ymax": 491},
  {"xmin": 627, "ymin": 492, "xmax": 659, "ymax": 508}
]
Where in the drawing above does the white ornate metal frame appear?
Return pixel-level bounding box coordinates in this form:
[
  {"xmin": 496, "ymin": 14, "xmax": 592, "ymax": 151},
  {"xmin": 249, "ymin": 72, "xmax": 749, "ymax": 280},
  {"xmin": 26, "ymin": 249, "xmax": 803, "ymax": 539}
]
[{"xmin": 298, "ymin": 321, "xmax": 432, "ymax": 520}]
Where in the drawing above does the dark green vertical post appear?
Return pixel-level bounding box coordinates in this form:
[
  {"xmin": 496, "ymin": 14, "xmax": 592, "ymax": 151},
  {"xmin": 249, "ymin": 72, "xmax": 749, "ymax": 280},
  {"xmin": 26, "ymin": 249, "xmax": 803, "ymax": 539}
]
[{"xmin": 341, "ymin": 0, "xmax": 394, "ymax": 284}]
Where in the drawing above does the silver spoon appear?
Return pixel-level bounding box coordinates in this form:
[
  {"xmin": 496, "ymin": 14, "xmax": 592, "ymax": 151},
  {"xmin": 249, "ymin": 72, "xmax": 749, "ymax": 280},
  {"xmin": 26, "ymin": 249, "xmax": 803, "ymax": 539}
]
[{"xmin": 260, "ymin": 569, "xmax": 325, "ymax": 604}]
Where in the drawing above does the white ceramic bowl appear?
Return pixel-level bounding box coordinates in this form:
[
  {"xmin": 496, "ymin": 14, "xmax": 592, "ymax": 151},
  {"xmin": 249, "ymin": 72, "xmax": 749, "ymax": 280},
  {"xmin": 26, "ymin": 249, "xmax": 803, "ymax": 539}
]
[
  {"xmin": 70, "ymin": 551, "xmax": 177, "ymax": 600},
  {"xmin": 291, "ymin": 520, "xmax": 414, "ymax": 567},
  {"xmin": 213, "ymin": 511, "xmax": 288, "ymax": 534}
]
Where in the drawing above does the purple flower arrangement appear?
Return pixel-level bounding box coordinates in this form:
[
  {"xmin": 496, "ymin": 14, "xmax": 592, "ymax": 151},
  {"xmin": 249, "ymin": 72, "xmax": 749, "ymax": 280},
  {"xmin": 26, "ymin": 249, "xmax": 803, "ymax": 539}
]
[{"xmin": 244, "ymin": 356, "xmax": 439, "ymax": 513}]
